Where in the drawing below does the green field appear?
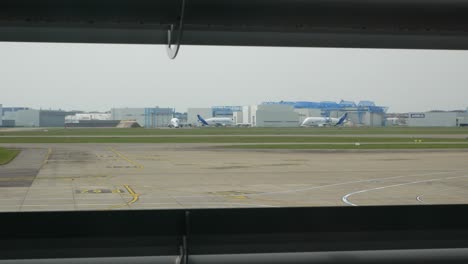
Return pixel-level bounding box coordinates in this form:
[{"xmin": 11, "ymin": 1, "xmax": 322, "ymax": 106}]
[
  {"xmin": 1, "ymin": 127, "xmax": 468, "ymax": 136},
  {"xmin": 0, "ymin": 127, "xmax": 467, "ymax": 149},
  {"xmin": 0, "ymin": 147, "xmax": 20, "ymax": 165}
]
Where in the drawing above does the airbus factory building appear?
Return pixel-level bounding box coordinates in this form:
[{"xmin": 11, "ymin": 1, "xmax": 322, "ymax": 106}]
[
  {"xmin": 263, "ymin": 100, "xmax": 388, "ymax": 127},
  {"xmin": 3, "ymin": 101, "xmax": 466, "ymax": 128},
  {"xmin": 407, "ymin": 110, "xmax": 468, "ymax": 127},
  {"xmin": 3, "ymin": 109, "xmax": 78, "ymax": 127},
  {"xmin": 187, "ymin": 100, "xmax": 388, "ymax": 127},
  {"xmin": 111, "ymin": 107, "xmax": 174, "ymax": 128}
]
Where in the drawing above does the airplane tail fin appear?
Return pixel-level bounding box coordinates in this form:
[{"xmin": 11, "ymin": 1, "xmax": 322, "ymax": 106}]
[
  {"xmin": 197, "ymin": 115, "xmax": 209, "ymax": 126},
  {"xmin": 336, "ymin": 113, "xmax": 348, "ymax": 126}
]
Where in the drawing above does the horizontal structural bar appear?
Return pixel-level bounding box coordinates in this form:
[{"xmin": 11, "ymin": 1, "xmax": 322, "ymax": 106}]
[
  {"xmin": 2, "ymin": 206, "xmax": 468, "ymax": 259},
  {"xmin": 4, "ymin": 249, "xmax": 468, "ymax": 264},
  {"xmin": 2, "ymin": 0, "xmax": 468, "ymax": 49}
]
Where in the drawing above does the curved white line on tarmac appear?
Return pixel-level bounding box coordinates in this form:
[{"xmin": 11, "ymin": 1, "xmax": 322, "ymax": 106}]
[
  {"xmin": 172, "ymin": 170, "xmax": 465, "ymax": 199},
  {"xmin": 415, "ymin": 186, "xmax": 464, "ymax": 205},
  {"xmin": 342, "ymin": 174, "xmax": 468, "ymax": 206},
  {"xmin": 416, "ymin": 195, "xmax": 427, "ymax": 204}
]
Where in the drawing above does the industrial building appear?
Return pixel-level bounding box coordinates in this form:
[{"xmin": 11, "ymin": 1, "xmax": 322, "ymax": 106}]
[
  {"xmin": 4, "ymin": 109, "xmax": 79, "ymax": 127},
  {"xmin": 212, "ymin": 106, "xmax": 242, "ymax": 118},
  {"xmin": 111, "ymin": 107, "xmax": 174, "ymax": 128},
  {"xmin": 407, "ymin": 110, "xmax": 468, "ymax": 127},
  {"xmin": 262, "ymin": 100, "xmax": 387, "ymax": 127},
  {"xmin": 188, "ymin": 101, "xmax": 386, "ymax": 127},
  {"xmin": 385, "ymin": 113, "xmax": 408, "ymax": 126},
  {"xmin": 2, "ymin": 107, "xmax": 30, "ymax": 116},
  {"xmin": 4, "ymin": 102, "xmax": 465, "ymax": 128},
  {"xmin": 460, "ymin": 108, "xmax": 468, "ymax": 127},
  {"xmin": 64, "ymin": 113, "xmax": 120, "ymax": 128},
  {"xmin": 242, "ymin": 105, "xmax": 257, "ymax": 126},
  {"xmin": 233, "ymin": 111, "xmax": 243, "ymax": 125},
  {"xmin": 241, "ymin": 104, "xmax": 299, "ymax": 127},
  {"xmin": 1, "ymin": 106, "xmax": 31, "ymax": 127}
]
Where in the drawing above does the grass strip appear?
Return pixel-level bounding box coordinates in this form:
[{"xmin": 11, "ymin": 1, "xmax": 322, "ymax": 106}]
[
  {"xmin": 1, "ymin": 127, "xmax": 468, "ymax": 136},
  {"xmin": 0, "ymin": 137, "xmax": 466, "ymax": 144},
  {"xmin": 0, "ymin": 147, "xmax": 20, "ymax": 165}
]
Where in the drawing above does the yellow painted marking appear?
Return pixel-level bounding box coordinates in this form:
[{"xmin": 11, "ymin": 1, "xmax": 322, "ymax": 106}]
[
  {"xmin": 42, "ymin": 147, "xmax": 52, "ymax": 165},
  {"xmin": 107, "ymin": 185, "xmax": 140, "ymax": 209},
  {"xmin": 124, "ymin": 185, "xmax": 140, "ymax": 205},
  {"xmin": 109, "ymin": 147, "xmax": 143, "ymax": 169},
  {"xmin": 76, "ymin": 188, "xmax": 124, "ymax": 194},
  {"xmin": 232, "ymin": 195, "xmax": 247, "ymax": 199}
]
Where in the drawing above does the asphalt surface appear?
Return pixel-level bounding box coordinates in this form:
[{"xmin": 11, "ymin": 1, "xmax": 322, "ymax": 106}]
[{"xmin": 0, "ymin": 143, "xmax": 467, "ymax": 212}]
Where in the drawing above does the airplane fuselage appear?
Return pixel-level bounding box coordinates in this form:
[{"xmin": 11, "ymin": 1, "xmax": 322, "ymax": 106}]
[
  {"xmin": 301, "ymin": 117, "xmax": 339, "ymax": 127},
  {"xmin": 203, "ymin": 117, "xmax": 233, "ymax": 126},
  {"xmin": 301, "ymin": 113, "xmax": 348, "ymax": 127},
  {"xmin": 197, "ymin": 114, "xmax": 233, "ymax": 127}
]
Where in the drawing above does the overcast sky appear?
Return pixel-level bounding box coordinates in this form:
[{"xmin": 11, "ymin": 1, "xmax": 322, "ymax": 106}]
[{"xmin": 1, "ymin": 42, "xmax": 467, "ymax": 113}]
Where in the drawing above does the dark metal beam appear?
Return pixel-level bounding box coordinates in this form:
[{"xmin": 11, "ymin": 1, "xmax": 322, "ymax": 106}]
[
  {"xmin": 2, "ymin": 205, "xmax": 468, "ymax": 260},
  {"xmin": 1, "ymin": 0, "xmax": 468, "ymax": 49}
]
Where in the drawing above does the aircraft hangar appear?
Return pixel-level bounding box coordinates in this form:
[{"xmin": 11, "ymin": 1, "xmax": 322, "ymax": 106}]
[
  {"xmin": 187, "ymin": 100, "xmax": 387, "ymax": 127},
  {"xmin": 258, "ymin": 100, "xmax": 388, "ymax": 127}
]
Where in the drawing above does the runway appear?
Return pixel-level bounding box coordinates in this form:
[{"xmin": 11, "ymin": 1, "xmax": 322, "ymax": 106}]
[{"xmin": 0, "ymin": 143, "xmax": 467, "ymax": 211}]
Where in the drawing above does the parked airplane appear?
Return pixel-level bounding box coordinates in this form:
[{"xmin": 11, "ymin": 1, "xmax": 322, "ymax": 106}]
[
  {"xmin": 168, "ymin": 118, "xmax": 180, "ymax": 128},
  {"xmin": 197, "ymin": 115, "xmax": 234, "ymax": 127},
  {"xmin": 300, "ymin": 113, "xmax": 348, "ymax": 127},
  {"xmin": 168, "ymin": 118, "xmax": 193, "ymax": 128}
]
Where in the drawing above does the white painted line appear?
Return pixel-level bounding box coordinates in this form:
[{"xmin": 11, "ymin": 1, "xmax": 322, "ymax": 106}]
[
  {"xmin": 170, "ymin": 170, "xmax": 466, "ymax": 199},
  {"xmin": 342, "ymin": 174, "xmax": 468, "ymax": 206}
]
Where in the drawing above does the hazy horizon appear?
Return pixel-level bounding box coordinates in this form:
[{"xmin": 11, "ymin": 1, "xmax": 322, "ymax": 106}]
[{"xmin": 1, "ymin": 42, "xmax": 468, "ymax": 113}]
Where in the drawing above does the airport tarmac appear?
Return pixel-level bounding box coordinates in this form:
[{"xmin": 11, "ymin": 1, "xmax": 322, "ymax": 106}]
[{"xmin": 0, "ymin": 143, "xmax": 468, "ymax": 212}]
